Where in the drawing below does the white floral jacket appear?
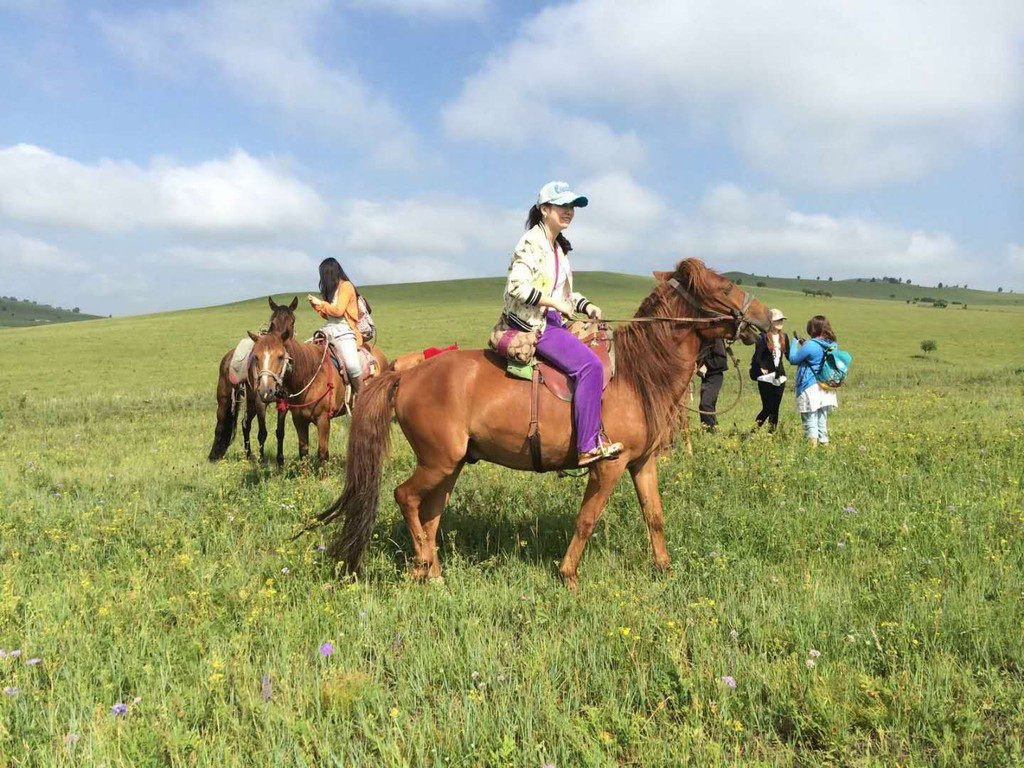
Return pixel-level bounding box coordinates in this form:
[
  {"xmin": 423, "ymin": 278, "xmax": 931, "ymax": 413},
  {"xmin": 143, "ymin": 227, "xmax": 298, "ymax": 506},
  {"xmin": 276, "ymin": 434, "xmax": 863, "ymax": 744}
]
[{"xmin": 502, "ymin": 224, "xmax": 592, "ymax": 331}]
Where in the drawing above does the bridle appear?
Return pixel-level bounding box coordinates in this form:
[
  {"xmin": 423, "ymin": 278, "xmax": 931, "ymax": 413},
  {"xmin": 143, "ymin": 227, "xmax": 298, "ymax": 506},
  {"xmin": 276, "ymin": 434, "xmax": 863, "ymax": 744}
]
[
  {"xmin": 252, "ymin": 348, "xmax": 294, "ymax": 397},
  {"xmin": 667, "ymin": 277, "xmax": 756, "ymax": 342}
]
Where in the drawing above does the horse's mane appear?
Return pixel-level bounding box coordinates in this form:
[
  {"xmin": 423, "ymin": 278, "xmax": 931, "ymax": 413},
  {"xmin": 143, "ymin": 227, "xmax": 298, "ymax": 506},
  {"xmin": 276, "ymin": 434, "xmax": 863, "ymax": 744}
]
[
  {"xmin": 285, "ymin": 337, "xmax": 328, "ymax": 386},
  {"xmin": 614, "ymin": 259, "xmax": 723, "ymax": 454}
]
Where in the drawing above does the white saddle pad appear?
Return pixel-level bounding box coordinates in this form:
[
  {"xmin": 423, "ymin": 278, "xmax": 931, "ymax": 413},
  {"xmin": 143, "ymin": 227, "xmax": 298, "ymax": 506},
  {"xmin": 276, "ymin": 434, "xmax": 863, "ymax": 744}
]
[{"xmin": 228, "ymin": 337, "xmax": 255, "ymax": 386}]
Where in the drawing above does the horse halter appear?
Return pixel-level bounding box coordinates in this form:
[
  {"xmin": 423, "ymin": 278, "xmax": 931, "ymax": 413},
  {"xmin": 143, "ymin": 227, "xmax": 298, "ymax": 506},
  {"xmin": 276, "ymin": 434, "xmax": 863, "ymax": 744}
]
[
  {"xmin": 253, "ymin": 352, "xmax": 293, "ymax": 391},
  {"xmin": 667, "ymin": 277, "xmax": 754, "ymax": 341}
]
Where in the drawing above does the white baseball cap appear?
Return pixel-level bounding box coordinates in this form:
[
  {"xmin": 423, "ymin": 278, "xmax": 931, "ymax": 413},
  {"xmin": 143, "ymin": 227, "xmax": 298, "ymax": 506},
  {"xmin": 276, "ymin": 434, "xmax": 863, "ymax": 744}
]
[
  {"xmin": 770, "ymin": 308, "xmax": 786, "ymax": 322},
  {"xmin": 537, "ymin": 181, "xmax": 588, "ymax": 208}
]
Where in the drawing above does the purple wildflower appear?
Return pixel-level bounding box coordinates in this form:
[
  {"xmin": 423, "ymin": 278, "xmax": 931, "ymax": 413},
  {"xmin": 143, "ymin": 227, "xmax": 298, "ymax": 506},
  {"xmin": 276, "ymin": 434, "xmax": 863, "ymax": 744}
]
[
  {"xmin": 319, "ymin": 642, "xmax": 334, "ymax": 657},
  {"xmin": 26, "ymin": 657, "xmax": 41, "ymax": 666},
  {"xmin": 8, "ymin": 650, "xmax": 20, "ymax": 658},
  {"xmin": 0, "ymin": 649, "xmax": 6, "ymax": 658},
  {"xmin": 843, "ymin": 505, "xmax": 857, "ymax": 514},
  {"xmin": 806, "ymin": 659, "xmax": 816, "ymax": 669},
  {"xmin": 721, "ymin": 676, "xmax": 737, "ymax": 689},
  {"xmin": 111, "ymin": 702, "xmax": 128, "ymax": 715},
  {"xmin": 3, "ymin": 687, "xmax": 20, "ymax": 696},
  {"xmin": 809, "ymin": 649, "xmax": 821, "ymax": 658},
  {"xmin": 317, "ymin": 545, "xmax": 327, "ymax": 552}
]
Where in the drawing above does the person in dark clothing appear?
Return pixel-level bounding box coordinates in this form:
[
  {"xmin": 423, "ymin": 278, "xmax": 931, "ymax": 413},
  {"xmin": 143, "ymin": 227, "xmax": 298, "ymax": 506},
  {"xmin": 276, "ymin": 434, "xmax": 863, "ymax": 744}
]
[
  {"xmin": 698, "ymin": 338, "xmax": 728, "ymax": 432},
  {"xmin": 749, "ymin": 308, "xmax": 789, "ymax": 431}
]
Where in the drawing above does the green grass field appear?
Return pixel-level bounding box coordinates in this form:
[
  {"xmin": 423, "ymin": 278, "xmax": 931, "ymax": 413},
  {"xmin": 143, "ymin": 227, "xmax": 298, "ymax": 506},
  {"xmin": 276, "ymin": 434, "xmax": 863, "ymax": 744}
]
[{"xmin": 1, "ymin": 273, "xmax": 1022, "ymax": 766}]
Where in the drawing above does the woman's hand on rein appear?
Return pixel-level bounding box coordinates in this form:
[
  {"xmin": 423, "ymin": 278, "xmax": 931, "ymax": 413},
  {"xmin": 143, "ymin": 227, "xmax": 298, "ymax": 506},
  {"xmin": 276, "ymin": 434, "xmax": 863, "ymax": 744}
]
[{"xmin": 586, "ymin": 304, "xmax": 604, "ymax": 321}]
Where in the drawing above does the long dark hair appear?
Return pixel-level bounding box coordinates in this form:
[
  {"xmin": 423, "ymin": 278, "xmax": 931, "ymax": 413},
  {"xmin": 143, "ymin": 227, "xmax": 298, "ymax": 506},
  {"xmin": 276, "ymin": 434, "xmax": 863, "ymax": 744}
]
[
  {"xmin": 806, "ymin": 315, "xmax": 836, "ymax": 342},
  {"xmin": 526, "ymin": 205, "xmax": 573, "ymax": 254},
  {"xmin": 318, "ymin": 257, "xmax": 370, "ymax": 312}
]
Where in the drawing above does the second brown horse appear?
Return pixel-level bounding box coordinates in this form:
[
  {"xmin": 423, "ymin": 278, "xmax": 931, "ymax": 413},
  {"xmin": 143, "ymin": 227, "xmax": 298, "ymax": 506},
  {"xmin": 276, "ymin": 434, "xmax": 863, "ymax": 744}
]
[{"xmin": 248, "ymin": 326, "xmax": 389, "ymax": 463}]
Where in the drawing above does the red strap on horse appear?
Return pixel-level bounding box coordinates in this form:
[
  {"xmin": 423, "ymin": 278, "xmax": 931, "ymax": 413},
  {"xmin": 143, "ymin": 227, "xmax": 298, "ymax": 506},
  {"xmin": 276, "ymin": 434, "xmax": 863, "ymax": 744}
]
[{"xmin": 424, "ymin": 343, "xmax": 459, "ymax": 359}]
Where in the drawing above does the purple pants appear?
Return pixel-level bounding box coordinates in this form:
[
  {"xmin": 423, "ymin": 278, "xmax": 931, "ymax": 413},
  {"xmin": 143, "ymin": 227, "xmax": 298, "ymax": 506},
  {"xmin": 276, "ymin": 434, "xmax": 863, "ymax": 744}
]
[{"xmin": 536, "ymin": 310, "xmax": 603, "ymax": 452}]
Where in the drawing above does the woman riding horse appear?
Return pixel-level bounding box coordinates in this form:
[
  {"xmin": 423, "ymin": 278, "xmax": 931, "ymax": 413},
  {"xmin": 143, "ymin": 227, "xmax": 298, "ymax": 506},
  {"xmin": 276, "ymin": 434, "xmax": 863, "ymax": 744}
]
[
  {"xmin": 505, "ymin": 181, "xmax": 622, "ymax": 466},
  {"xmin": 314, "ymin": 256, "xmax": 771, "ymax": 589}
]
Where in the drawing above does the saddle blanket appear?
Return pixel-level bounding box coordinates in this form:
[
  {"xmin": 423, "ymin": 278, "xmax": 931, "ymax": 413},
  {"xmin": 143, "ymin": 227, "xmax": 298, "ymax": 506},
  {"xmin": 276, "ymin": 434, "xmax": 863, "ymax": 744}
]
[
  {"xmin": 228, "ymin": 337, "xmax": 255, "ymax": 386},
  {"xmin": 328, "ymin": 345, "xmax": 380, "ymax": 380}
]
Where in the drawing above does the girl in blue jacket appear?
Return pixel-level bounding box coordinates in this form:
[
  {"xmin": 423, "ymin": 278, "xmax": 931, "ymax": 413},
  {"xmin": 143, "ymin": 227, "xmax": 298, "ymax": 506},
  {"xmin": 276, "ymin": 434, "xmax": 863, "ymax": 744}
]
[{"xmin": 788, "ymin": 315, "xmax": 839, "ymax": 447}]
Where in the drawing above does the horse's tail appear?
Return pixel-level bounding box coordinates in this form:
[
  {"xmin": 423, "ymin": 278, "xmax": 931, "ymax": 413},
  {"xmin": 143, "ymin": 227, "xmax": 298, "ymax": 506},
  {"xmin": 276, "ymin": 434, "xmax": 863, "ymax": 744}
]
[
  {"xmin": 208, "ymin": 358, "xmax": 240, "ymax": 461},
  {"xmin": 318, "ymin": 370, "xmax": 401, "ymax": 573}
]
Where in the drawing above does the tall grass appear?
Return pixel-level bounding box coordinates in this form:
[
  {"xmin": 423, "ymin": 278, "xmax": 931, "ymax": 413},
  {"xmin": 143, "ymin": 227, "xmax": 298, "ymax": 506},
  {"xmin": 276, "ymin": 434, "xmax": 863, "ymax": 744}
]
[{"xmin": 0, "ymin": 276, "xmax": 1022, "ymax": 765}]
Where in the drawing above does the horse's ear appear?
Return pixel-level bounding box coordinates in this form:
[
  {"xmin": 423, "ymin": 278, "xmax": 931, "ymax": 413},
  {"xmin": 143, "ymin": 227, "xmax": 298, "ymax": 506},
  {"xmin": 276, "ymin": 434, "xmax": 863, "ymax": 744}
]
[
  {"xmin": 280, "ymin": 326, "xmax": 293, "ymax": 342},
  {"xmin": 288, "ymin": 296, "xmax": 298, "ymax": 311},
  {"xmin": 653, "ymin": 270, "xmax": 673, "ymax": 283},
  {"xmin": 268, "ymin": 296, "xmax": 278, "ymax": 310},
  {"xmin": 248, "ymin": 330, "xmax": 260, "ymax": 343}
]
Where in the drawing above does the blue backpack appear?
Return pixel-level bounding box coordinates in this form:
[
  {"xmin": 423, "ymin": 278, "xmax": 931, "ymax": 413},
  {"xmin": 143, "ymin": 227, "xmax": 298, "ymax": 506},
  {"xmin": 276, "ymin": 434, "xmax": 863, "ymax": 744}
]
[{"xmin": 813, "ymin": 339, "xmax": 852, "ymax": 389}]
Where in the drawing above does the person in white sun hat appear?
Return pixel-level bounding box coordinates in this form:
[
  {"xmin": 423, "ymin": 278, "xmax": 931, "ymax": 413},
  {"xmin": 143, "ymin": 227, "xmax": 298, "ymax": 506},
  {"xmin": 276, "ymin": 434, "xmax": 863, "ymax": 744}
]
[
  {"xmin": 749, "ymin": 307, "xmax": 789, "ymax": 431},
  {"xmin": 502, "ymin": 181, "xmax": 623, "ymax": 467}
]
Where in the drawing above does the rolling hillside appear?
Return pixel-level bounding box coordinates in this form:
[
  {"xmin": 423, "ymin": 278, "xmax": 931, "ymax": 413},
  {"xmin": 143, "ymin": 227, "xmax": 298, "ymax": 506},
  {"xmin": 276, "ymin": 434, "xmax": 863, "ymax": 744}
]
[
  {"xmin": 0, "ymin": 296, "xmax": 103, "ymax": 327},
  {"xmin": 723, "ymin": 272, "xmax": 1021, "ymax": 306}
]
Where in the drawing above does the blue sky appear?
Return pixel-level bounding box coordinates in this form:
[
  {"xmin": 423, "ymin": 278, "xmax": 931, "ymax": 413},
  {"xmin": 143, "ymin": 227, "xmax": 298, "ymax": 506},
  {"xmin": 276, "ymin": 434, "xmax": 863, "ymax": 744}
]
[{"xmin": 1, "ymin": 0, "xmax": 1022, "ymax": 315}]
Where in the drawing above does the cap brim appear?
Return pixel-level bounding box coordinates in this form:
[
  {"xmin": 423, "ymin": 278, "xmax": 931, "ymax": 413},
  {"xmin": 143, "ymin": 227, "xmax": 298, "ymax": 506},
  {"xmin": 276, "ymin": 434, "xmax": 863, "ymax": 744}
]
[{"xmin": 547, "ymin": 193, "xmax": 588, "ymax": 207}]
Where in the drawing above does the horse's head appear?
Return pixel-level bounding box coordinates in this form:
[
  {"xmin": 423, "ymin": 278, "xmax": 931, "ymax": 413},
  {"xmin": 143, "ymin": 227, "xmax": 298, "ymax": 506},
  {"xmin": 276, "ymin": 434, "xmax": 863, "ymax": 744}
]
[
  {"xmin": 655, "ymin": 259, "xmax": 770, "ymax": 344},
  {"xmin": 248, "ymin": 327, "xmax": 293, "ymax": 403},
  {"xmin": 268, "ymin": 296, "xmax": 298, "ymax": 337}
]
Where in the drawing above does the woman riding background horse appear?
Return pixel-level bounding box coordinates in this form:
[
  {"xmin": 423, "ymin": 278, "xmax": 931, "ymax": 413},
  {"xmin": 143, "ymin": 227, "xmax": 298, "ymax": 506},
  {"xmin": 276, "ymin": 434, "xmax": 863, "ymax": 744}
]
[
  {"xmin": 308, "ymin": 258, "xmax": 369, "ymax": 401},
  {"xmin": 504, "ymin": 181, "xmax": 621, "ymax": 466}
]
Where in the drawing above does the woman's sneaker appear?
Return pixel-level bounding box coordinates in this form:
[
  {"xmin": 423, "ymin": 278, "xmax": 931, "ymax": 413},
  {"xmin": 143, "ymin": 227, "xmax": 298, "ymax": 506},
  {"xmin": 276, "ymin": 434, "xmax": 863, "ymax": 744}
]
[{"xmin": 577, "ymin": 439, "xmax": 624, "ymax": 467}]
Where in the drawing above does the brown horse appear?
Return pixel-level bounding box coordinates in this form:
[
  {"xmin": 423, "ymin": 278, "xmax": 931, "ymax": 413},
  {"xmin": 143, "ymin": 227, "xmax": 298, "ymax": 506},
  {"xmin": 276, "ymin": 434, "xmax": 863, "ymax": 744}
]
[
  {"xmin": 208, "ymin": 297, "xmax": 297, "ymax": 464},
  {"xmin": 249, "ymin": 326, "xmax": 390, "ymax": 463},
  {"xmin": 317, "ymin": 259, "xmax": 771, "ymax": 589}
]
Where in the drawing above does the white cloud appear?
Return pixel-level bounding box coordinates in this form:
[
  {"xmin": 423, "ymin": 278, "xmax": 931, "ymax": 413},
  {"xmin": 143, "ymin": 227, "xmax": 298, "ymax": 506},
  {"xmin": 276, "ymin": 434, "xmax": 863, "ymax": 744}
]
[
  {"xmin": 0, "ymin": 230, "xmax": 87, "ymax": 273},
  {"xmin": 157, "ymin": 246, "xmax": 319, "ymax": 279},
  {"xmin": 357, "ymin": 254, "xmax": 468, "ymax": 284},
  {"xmin": 674, "ymin": 183, "xmax": 965, "ymax": 283},
  {"xmin": 1006, "ymin": 244, "xmax": 1024, "ymax": 281},
  {"xmin": 96, "ymin": 0, "xmax": 418, "ymax": 167},
  {"xmin": 0, "ymin": 144, "xmax": 328, "ymax": 234},
  {"xmin": 444, "ymin": 0, "xmax": 1024, "ymax": 189},
  {"xmin": 348, "ymin": 0, "xmax": 489, "ymax": 20},
  {"xmin": 333, "ymin": 195, "xmax": 522, "ymax": 258}
]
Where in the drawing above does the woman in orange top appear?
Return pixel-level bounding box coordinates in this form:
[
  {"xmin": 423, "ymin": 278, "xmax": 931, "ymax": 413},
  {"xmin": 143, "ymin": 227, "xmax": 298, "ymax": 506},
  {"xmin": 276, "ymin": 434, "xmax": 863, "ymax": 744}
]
[{"xmin": 307, "ymin": 257, "xmax": 366, "ymax": 397}]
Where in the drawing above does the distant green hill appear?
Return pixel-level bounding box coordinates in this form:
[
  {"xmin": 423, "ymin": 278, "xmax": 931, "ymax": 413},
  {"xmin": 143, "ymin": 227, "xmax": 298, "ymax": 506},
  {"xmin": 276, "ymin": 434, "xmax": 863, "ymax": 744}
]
[
  {"xmin": 0, "ymin": 296, "xmax": 102, "ymax": 327},
  {"xmin": 723, "ymin": 273, "xmax": 1020, "ymax": 307}
]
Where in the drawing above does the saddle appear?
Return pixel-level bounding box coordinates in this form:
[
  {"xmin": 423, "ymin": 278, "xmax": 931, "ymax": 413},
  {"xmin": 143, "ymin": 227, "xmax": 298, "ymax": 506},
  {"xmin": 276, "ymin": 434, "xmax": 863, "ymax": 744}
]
[
  {"xmin": 309, "ymin": 332, "xmax": 381, "ymax": 382},
  {"xmin": 517, "ymin": 322, "xmax": 616, "ymax": 472},
  {"xmin": 536, "ymin": 326, "xmax": 614, "ymax": 401}
]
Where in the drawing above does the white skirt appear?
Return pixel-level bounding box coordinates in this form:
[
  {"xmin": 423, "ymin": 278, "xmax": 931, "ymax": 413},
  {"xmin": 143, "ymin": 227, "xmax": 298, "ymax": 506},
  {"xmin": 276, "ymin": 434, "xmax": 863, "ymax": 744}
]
[{"xmin": 795, "ymin": 383, "xmax": 838, "ymax": 413}]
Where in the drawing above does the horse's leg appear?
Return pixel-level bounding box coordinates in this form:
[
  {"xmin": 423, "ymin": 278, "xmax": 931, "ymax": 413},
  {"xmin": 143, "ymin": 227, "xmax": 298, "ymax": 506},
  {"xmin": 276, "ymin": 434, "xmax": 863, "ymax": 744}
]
[
  {"xmin": 559, "ymin": 461, "xmax": 627, "ymax": 591},
  {"xmin": 255, "ymin": 399, "xmax": 268, "ymax": 463},
  {"xmin": 419, "ymin": 463, "xmax": 464, "ymax": 580},
  {"xmin": 629, "ymin": 458, "xmax": 672, "ymax": 573},
  {"xmin": 315, "ymin": 410, "xmax": 331, "ymax": 465},
  {"xmin": 242, "ymin": 387, "xmax": 255, "ymax": 459},
  {"xmin": 294, "ymin": 414, "xmax": 310, "ymax": 460},
  {"xmin": 275, "ymin": 406, "xmax": 286, "ymax": 467},
  {"xmin": 394, "ymin": 465, "xmax": 449, "ymax": 582}
]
